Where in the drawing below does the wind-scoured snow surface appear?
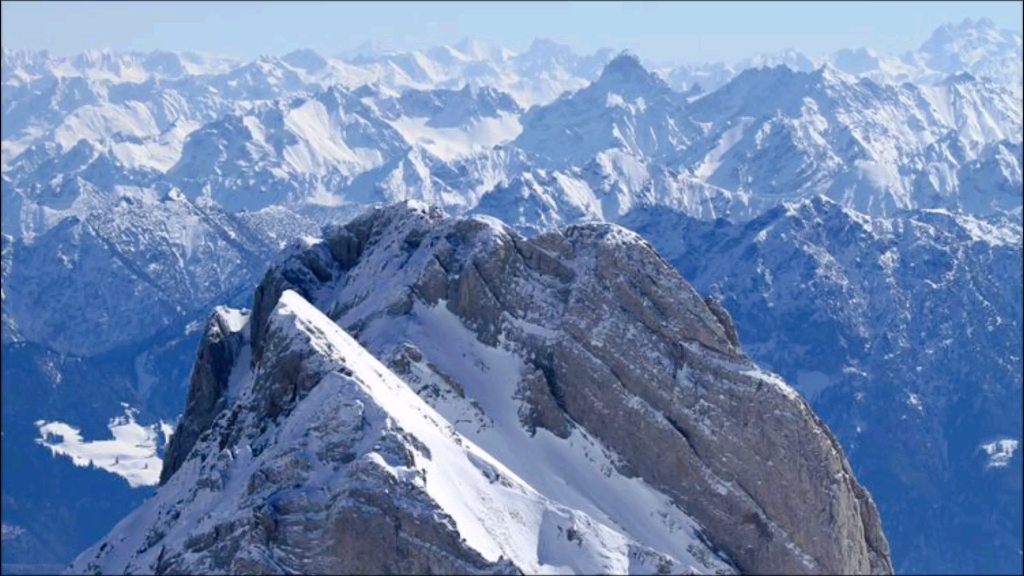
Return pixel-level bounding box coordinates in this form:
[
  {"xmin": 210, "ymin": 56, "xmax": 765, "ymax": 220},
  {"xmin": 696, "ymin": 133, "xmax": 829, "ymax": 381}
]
[{"xmin": 70, "ymin": 291, "xmax": 731, "ymax": 575}]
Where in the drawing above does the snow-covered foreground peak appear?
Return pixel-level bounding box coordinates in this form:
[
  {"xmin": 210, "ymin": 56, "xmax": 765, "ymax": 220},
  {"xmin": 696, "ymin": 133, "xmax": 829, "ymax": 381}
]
[
  {"xmin": 75, "ymin": 203, "xmax": 893, "ymax": 574},
  {"xmin": 71, "ymin": 289, "xmax": 732, "ymax": 575}
]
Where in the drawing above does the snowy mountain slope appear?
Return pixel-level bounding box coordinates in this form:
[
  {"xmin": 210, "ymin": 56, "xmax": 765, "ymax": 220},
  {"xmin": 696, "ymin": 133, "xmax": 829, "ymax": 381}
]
[
  {"xmin": 3, "ymin": 21, "xmax": 1020, "ymax": 227},
  {"xmin": 821, "ymin": 19, "xmax": 1023, "ymax": 87},
  {"xmin": 952, "ymin": 139, "xmax": 1024, "ymax": 213},
  {"xmin": 71, "ymin": 291, "xmax": 734, "ymax": 575},
  {"xmin": 166, "ymin": 87, "xmax": 409, "ymax": 212},
  {"xmin": 0, "ymin": 233, "xmax": 17, "ymax": 343},
  {"xmin": 1, "ymin": 73, "xmax": 241, "ymax": 174},
  {"xmin": 1, "ymin": 18, "xmax": 1019, "ymax": 571},
  {"xmin": 675, "ymin": 64, "xmax": 1021, "ymax": 216},
  {"xmin": 331, "ymin": 37, "xmax": 616, "ymax": 108},
  {"xmin": 378, "ymin": 84, "xmax": 524, "ymax": 160},
  {"xmin": 161, "ymin": 83, "xmax": 527, "ymax": 213},
  {"xmin": 475, "ymin": 57, "xmax": 1020, "ymax": 227},
  {"xmin": 623, "ymin": 198, "xmax": 1023, "ymax": 574},
  {"xmin": 914, "ymin": 17, "xmax": 1024, "ymax": 85},
  {"xmin": 512, "ymin": 52, "xmax": 695, "ymax": 167},
  {"xmin": 660, "ymin": 18, "xmax": 1023, "ymax": 92},
  {"xmin": 0, "ymin": 77, "xmax": 534, "ymax": 239},
  {"xmin": 123, "ymin": 202, "xmax": 891, "ymax": 575},
  {"xmin": 461, "ymin": 54, "xmax": 764, "ymax": 228},
  {"xmin": 1, "ymin": 183, "xmax": 318, "ymax": 356},
  {"xmin": 471, "ymin": 159, "xmax": 763, "ymax": 234},
  {"xmin": 0, "ymin": 48, "xmax": 241, "ymax": 86},
  {"xmin": 3, "ymin": 17, "xmax": 1018, "ymax": 137}
]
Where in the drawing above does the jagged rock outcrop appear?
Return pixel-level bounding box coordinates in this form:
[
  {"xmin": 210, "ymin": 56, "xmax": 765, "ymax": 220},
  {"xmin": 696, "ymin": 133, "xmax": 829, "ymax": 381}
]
[
  {"xmin": 71, "ymin": 202, "xmax": 892, "ymax": 575},
  {"xmin": 624, "ymin": 199, "xmax": 1024, "ymax": 574},
  {"xmin": 71, "ymin": 289, "xmax": 720, "ymax": 575},
  {"xmin": 239, "ymin": 202, "xmax": 894, "ymax": 575},
  {"xmin": 159, "ymin": 307, "xmax": 249, "ymax": 485}
]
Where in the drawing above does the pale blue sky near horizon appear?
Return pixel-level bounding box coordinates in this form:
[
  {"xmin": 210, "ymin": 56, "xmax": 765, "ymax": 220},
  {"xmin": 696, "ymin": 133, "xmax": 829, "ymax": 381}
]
[{"xmin": 1, "ymin": 1, "xmax": 1021, "ymax": 65}]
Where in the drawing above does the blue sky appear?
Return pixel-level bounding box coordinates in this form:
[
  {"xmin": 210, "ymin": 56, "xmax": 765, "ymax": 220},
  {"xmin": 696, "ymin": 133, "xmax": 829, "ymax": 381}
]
[{"xmin": 2, "ymin": 1, "xmax": 1021, "ymax": 64}]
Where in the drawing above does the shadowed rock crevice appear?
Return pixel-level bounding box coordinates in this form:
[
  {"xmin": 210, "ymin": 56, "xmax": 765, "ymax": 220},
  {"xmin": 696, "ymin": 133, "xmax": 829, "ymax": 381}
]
[{"xmin": 160, "ymin": 308, "xmax": 249, "ymax": 485}]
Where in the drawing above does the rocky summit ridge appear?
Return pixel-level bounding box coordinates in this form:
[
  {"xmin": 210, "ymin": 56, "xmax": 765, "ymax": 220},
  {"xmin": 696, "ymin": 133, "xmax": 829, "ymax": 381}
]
[{"xmin": 70, "ymin": 203, "xmax": 892, "ymax": 575}]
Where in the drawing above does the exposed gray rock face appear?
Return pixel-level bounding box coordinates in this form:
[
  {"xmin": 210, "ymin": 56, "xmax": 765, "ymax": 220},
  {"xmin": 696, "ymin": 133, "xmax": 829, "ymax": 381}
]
[
  {"xmin": 71, "ymin": 202, "xmax": 892, "ymax": 576},
  {"xmin": 160, "ymin": 307, "xmax": 249, "ymax": 485},
  {"xmin": 73, "ymin": 291, "xmax": 528, "ymax": 575},
  {"xmin": 704, "ymin": 296, "xmax": 740, "ymax": 349},
  {"xmin": 622, "ymin": 199, "xmax": 1023, "ymax": 574},
  {"xmin": 242, "ymin": 202, "xmax": 893, "ymax": 575}
]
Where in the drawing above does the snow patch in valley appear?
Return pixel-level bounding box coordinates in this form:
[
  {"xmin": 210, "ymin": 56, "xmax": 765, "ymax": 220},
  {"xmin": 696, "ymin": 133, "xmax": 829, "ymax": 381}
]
[
  {"xmin": 980, "ymin": 438, "xmax": 1020, "ymax": 469},
  {"xmin": 34, "ymin": 404, "xmax": 173, "ymax": 487}
]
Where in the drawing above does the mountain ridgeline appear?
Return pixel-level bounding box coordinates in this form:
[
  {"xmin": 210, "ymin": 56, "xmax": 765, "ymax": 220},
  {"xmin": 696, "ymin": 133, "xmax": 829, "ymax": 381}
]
[
  {"xmin": 73, "ymin": 204, "xmax": 892, "ymax": 575},
  {"xmin": 1, "ymin": 17, "xmax": 1020, "ymax": 576}
]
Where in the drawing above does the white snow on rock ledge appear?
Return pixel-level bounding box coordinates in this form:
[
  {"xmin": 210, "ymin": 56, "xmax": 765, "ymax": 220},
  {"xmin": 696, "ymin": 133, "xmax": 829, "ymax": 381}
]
[
  {"xmin": 980, "ymin": 438, "xmax": 1020, "ymax": 469},
  {"xmin": 34, "ymin": 404, "xmax": 173, "ymax": 488},
  {"xmin": 266, "ymin": 291, "xmax": 728, "ymax": 574},
  {"xmin": 68, "ymin": 290, "xmax": 733, "ymax": 575}
]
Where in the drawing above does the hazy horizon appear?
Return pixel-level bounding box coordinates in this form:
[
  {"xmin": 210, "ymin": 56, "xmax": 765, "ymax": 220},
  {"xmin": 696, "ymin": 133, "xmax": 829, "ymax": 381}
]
[{"xmin": 2, "ymin": 1, "xmax": 1022, "ymax": 66}]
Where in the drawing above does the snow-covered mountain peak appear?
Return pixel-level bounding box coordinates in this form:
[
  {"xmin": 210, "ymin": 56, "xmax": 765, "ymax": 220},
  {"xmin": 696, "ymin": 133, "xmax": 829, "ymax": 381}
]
[
  {"xmin": 916, "ymin": 16, "xmax": 1023, "ymax": 82},
  {"xmin": 58, "ymin": 201, "xmax": 891, "ymax": 574},
  {"xmin": 829, "ymin": 47, "xmax": 883, "ymax": 74},
  {"xmin": 943, "ymin": 70, "xmax": 979, "ymax": 85},
  {"xmin": 928, "ymin": 16, "xmax": 1003, "ymax": 45},
  {"xmin": 454, "ymin": 36, "xmax": 494, "ymax": 61},
  {"xmin": 810, "ymin": 61, "xmax": 857, "ymax": 84},
  {"xmin": 510, "ymin": 53, "xmax": 692, "ymax": 166},
  {"xmin": 736, "ymin": 48, "xmax": 819, "ymax": 73},
  {"xmin": 340, "ymin": 39, "xmax": 392, "ymax": 61},
  {"xmin": 280, "ymin": 48, "xmax": 329, "ymax": 73},
  {"xmin": 596, "ymin": 51, "xmax": 668, "ymax": 91},
  {"xmin": 72, "ymin": 48, "xmax": 118, "ymax": 68},
  {"xmin": 77, "ymin": 281, "xmax": 750, "ymax": 575},
  {"xmin": 523, "ymin": 37, "xmax": 576, "ymax": 59}
]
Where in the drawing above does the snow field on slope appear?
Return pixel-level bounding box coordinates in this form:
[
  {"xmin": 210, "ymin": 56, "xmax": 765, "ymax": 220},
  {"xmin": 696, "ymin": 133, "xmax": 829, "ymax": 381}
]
[
  {"xmin": 359, "ymin": 299, "xmax": 733, "ymax": 574},
  {"xmin": 275, "ymin": 291, "xmax": 719, "ymax": 574},
  {"xmin": 390, "ymin": 113, "xmax": 523, "ymax": 162},
  {"xmin": 70, "ymin": 290, "xmax": 727, "ymax": 574}
]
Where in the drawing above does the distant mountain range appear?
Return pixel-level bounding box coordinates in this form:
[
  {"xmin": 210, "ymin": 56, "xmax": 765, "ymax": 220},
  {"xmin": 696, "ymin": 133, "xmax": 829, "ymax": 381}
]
[{"xmin": 1, "ymin": 16, "xmax": 1020, "ymax": 576}]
